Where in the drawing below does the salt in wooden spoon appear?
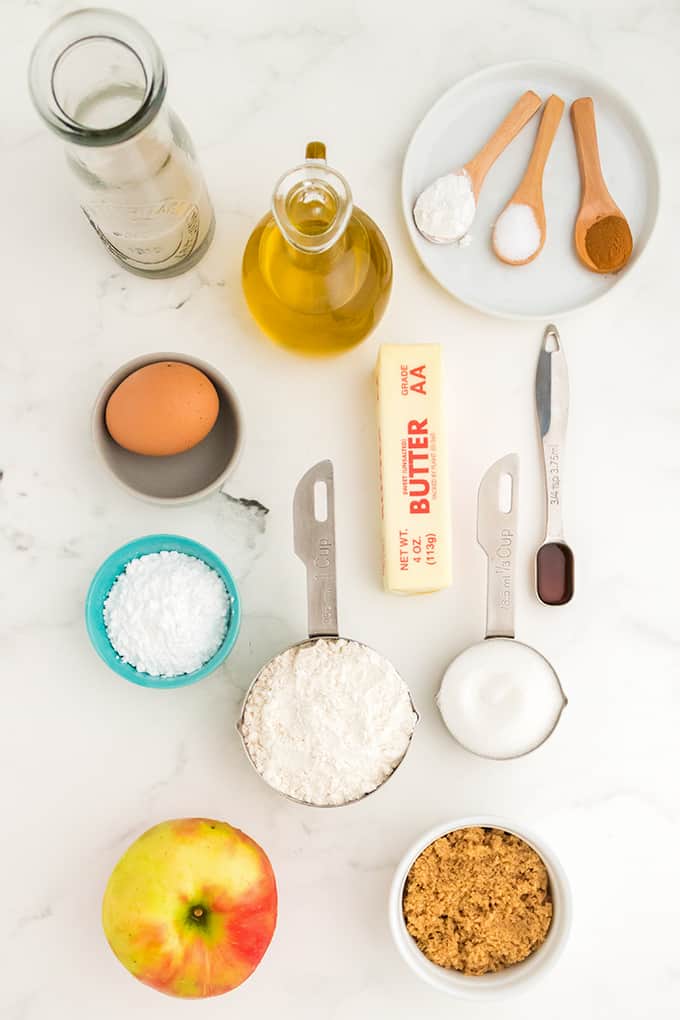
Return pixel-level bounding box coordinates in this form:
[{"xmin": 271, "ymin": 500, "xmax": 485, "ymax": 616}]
[
  {"xmin": 570, "ymin": 97, "xmax": 633, "ymax": 273},
  {"xmin": 492, "ymin": 94, "xmax": 564, "ymax": 265},
  {"xmin": 414, "ymin": 90, "xmax": 542, "ymax": 244}
]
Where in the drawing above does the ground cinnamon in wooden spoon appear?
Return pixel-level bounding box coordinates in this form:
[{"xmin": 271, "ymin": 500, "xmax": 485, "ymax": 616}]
[
  {"xmin": 571, "ymin": 97, "xmax": 633, "ymax": 273},
  {"xmin": 584, "ymin": 214, "xmax": 632, "ymax": 273}
]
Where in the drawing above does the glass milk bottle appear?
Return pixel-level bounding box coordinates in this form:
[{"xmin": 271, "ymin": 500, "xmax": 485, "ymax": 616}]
[
  {"xmin": 242, "ymin": 142, "xmax": 392, "ymax": 356},
  {"xmin": 29, "ymin": 9, "xmax": 214, "ymax": 278}
]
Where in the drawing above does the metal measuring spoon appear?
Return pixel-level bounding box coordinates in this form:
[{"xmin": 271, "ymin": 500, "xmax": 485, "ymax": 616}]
[
  {"xmin": 413, "ymin": 90, "xmax": 542, "ymax": 244},
  {"xmin": 437, "ymin": 454, "xmax": 566, "ymax": 760},
  {"xmin": 536, "ymin": 325, "xmax": 575, "ymax": 605},
  {"xmin": 238, "ymin": 459, "xmax": 418, "ymax": 807}
]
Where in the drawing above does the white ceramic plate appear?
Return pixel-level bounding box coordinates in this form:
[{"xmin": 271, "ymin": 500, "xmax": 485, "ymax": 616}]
[{"xmin": 402, "ymin": 60, "xmax": 660, "ymax": 319}]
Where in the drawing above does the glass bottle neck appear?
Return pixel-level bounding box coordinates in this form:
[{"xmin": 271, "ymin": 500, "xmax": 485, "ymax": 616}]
[
  {"xmin": 29, "ymin": 8, "xmax": 166, "ymax": 148},
  {"xmin": 272, "ymin": 149, "xmax": 353, "ymax": 255}
]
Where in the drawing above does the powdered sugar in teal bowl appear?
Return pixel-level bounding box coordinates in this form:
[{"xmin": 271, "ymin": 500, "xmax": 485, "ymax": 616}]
[{"xmin": 86, "ymin": 535, "xmax": 241, "ymax": 688}]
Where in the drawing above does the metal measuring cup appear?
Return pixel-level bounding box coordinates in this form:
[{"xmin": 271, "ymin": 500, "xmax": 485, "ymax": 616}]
[
  {"xmin": 237, "ymin": 459, "xmax": 418, "ymax": 807},
  {"xmin": 437, "ymin": 454, "xmax": 567, "ymax": 760}
]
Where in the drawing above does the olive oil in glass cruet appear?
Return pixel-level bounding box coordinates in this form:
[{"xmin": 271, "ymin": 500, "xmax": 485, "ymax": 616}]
[{"xmin": 242, "ymin": 142, "xmax": 392, "ymax": 356}]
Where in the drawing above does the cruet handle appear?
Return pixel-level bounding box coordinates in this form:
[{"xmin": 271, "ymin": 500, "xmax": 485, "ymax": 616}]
[{"xmin": 305, "ymin": 141, "xmax": 327, "ymax": 161}]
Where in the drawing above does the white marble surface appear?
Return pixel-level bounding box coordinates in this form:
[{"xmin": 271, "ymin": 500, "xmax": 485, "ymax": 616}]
[{"xmin": 1, "ymin": 1, "xmax": 679, "ymax": 1017}]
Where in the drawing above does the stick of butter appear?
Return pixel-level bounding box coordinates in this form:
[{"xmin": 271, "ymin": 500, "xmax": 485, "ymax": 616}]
[{"xmin": 376, "ymin": 344, "xmax": 452, "ymax": 594}]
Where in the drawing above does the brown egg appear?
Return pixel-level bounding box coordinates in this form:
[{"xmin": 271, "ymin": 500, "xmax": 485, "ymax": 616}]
[{"xmin": 105, "ymin": 362, "xmax": 220, "ymax": 456}]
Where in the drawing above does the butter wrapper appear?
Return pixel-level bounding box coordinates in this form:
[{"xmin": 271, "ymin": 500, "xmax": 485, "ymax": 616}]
[{"xmin": 376, "ymin": 344, "xmax": 452, "ymax": 594}]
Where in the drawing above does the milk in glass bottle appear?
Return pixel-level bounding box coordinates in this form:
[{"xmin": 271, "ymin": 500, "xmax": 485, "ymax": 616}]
[{"xmin": 29, "ymin": 9, "xmax": 214, "ymax": 277}]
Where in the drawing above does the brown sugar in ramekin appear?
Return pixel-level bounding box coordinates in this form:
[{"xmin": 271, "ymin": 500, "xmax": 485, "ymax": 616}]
[{"xmin": 402, "ymin": 826, "xmax": 553, "ymax": 976}]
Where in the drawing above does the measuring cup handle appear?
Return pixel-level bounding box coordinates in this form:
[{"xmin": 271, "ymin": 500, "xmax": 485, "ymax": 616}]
[
  {"xmin": 293, "ymin": 459, "xmax": 339, "ymax": 639},
  {"xmin": 477, "ymin": 454, "xmax": 519, "ymax": 639}
]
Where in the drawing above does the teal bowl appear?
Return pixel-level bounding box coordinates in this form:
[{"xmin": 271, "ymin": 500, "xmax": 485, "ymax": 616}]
[{"xmin": 85, "ymin": 534, "xmax": 241, "ymax": 689}]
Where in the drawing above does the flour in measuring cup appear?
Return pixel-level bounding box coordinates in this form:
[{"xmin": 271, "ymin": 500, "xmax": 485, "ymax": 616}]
[{"xmin": 241, "ymin": 638, "xmax": 417, "ymax": 806}]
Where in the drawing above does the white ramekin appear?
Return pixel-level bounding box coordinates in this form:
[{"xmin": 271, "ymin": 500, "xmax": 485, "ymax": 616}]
[{"xmin": 389, "ymin": 816, "xmax": 572, "ymax": 999}]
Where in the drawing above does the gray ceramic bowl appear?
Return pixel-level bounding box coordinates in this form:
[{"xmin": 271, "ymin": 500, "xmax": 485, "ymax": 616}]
[{"xmin": 92, "ymin": 352, "xmax": 243, "ymax": 504}]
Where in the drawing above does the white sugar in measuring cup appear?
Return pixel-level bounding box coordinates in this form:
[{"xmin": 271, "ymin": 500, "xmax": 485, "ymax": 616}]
[
  {"xmin": 238, "ymin": 459, "xmax": 418, "ymax": 806},
  {"xmin": 437, "ymin": 454, "xmax": 566, "ymax": 760}
]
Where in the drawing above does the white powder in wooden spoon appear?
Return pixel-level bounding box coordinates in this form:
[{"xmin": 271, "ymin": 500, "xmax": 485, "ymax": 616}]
[
  {"xmin": 493, "ymin": 203, "xmax": 542, "ymax": 262},
  {"xmin": 413, "ymin": 170, "xmax": 476, "ymax": 244}
]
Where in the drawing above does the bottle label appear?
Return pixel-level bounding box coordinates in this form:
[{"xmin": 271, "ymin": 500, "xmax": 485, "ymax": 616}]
[{"xmin": 81, "ymin": 198, "xmax": 200, "ymax": 270}]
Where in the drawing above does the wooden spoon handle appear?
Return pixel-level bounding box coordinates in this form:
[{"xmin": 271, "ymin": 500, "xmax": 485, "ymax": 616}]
[
  {"xmin": 570, "ymin": 97, "xmax": 606, "ymax": 202},
  {"xmin": 465, "ymin": 90, "xmax": 542, "ymax": 193},
  {"xmin": 518, "ymin": 94, "xmax": 564, "ymax": 198}
]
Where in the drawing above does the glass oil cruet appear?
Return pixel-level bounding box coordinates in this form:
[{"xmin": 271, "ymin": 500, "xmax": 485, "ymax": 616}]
[
  {"xmin": 29, "ymin": 8, "xmax": 214, "ymax": 278},
  {"xmin": 242, "ymin": 142, "xmax": 392, "ymax": 355}
]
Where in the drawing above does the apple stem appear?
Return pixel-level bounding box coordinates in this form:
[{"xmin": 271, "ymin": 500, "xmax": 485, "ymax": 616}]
[{"xmin": 192, "ymin": 907, "xmax": 204, "ymax": 919}]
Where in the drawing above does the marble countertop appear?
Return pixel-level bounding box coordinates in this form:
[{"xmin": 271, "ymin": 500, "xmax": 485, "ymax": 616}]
[{"xmin": 2, "ymin": 0, "xmax": 678, "ymax": 1017}]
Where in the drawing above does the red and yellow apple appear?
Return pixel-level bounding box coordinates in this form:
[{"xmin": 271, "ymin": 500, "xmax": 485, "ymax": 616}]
[{"xmin": 102, "ymin": 818, "xmax": 277, "ymax": 998}]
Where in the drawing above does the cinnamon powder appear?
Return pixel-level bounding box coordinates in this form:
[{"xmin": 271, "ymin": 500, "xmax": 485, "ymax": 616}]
[
  {"xmin": 402, "ymin": 827, "xmax": 553, "ymax": 975},
  {"xmin": 584, "ymin": 214, "xmax": 632, "ymax": 273}
]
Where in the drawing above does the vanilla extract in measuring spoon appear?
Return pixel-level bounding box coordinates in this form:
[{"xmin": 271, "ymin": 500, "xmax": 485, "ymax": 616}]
[
  {"xmin": 437, "ymin": 455, "xmax": 566, "ymax": 760},
  {"xmin": 535, "ymin": 325, "xmax": 575, "ymax": 606}
]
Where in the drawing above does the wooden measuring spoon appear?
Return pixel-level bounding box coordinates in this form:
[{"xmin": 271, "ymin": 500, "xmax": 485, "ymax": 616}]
[
  {"xmin": 492, "ymin": 94, "xmax": 564, "ymax": 265},
  {"xmin": 570, "ymin": 97, "xmax": 633, "ymax": 273},
  {"xmin": 463, "ymin": 90, "xmax": 542, "ymax": 203},
  {"xmin": 413, "ymin": 90, "xmax": 542, "ymax": 244}
]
